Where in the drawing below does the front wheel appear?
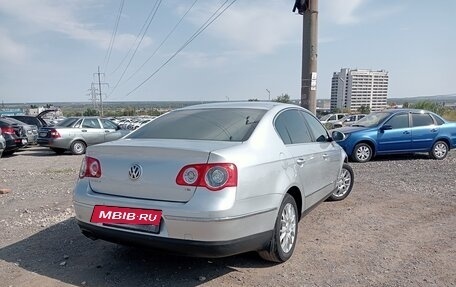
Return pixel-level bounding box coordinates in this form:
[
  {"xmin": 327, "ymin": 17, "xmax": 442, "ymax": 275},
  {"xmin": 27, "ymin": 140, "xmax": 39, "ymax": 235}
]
[
  {"xmin": 258, "ymin": 194, "xmax": 298, "ymax": 263},
  {"xmin": 328, "ymin": 163, "xmax": 354, "ymax": 201},
  {"xmin": 429, "ymin": 140, "xmax": 448, "ymax": 160},
  {"xmin": 351, "ymin": 143, "xmax": 373, "ymax": 163}
]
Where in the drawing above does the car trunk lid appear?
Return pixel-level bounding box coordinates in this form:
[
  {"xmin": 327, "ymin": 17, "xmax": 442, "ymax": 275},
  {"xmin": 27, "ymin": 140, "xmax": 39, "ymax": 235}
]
[{"xmin": 87, "ymin": 139, "xmax": 238, "ymax": 203}]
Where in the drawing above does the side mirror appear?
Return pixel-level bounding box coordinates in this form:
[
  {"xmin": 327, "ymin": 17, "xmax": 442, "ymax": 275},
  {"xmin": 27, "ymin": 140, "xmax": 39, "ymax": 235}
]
[
  {"xmin": 381, "ymin": 125, "xmax": 392, "ymax": 131},
  {"xmin": 331, "ymin": 131, "xmax": 345, "ymax": 141}
]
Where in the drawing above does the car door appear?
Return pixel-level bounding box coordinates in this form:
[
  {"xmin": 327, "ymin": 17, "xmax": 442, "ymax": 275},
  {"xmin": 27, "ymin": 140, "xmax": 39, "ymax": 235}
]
[
  {"xmin": 80, "ymin": 118, "xmax": 105, "ymax": 145},
  {"xmin": 301, "ymin": 111, "xmax": 341, "ymax": 192},
  {"xmin": 100, "ymin": 118, "xmax": 122, "ymax": 142},
  {"xmin": 274, "ymin": 109, "xmax": 330, "ymax": 209},
  {"xmin": 410, "ymin": 112, "xmax": 439, "ymax": 151},
  {"xmin": 377, "ymin": 113, "xmax": 412, "ymax": 153}
]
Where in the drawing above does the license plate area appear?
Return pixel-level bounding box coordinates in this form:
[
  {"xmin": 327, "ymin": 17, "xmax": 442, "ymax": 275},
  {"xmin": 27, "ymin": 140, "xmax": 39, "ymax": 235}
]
[
  {"xmin": 91, "ymin": 205, "xmax": 162, "ymax": 228},
  {"xmin": 39, "ymin": 132, "xmax": 47, "ymax": 137}
]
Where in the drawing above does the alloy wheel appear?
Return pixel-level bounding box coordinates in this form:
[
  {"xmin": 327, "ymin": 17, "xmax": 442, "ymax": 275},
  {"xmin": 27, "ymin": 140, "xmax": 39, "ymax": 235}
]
[{"xmin": 279, "ymin": 203, "xmax": 296, "ymax": 253}]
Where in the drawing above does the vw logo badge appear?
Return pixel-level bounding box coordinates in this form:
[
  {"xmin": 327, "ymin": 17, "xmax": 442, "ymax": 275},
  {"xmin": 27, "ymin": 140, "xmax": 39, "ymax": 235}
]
[{"xmin": 129, "ymin": 164, "xmax": 142, "ymax": 181}]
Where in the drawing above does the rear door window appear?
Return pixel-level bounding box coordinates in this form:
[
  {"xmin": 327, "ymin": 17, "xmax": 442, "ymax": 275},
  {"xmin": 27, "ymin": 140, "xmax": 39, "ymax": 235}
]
[
  {"xmin": 412, "ymin": 113, "xmax": 434, "ymax": 127},
  {"xmin": 275, "ymin": 110, "xmax": 312, "ymax": 144}
]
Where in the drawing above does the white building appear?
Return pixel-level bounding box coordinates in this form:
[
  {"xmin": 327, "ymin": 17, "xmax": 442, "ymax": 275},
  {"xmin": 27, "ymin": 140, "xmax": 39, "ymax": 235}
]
[{"xmin": 331, "ymin": 68, "xmax": 388, "ymax": 112}]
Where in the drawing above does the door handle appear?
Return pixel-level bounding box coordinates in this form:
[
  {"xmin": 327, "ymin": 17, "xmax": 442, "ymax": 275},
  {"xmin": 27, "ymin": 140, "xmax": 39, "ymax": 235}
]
[
  {"xmin": 430, "ymin": 128, "xmax": 437, "ymax": 132},
  {"xmin": 296, "ymin": 158, "xmax": 306, "ymax": 165},
  {"xmin": 403, "ymin": 131, "xmax": 410, "ymax": 134},
  {"xmin": 322, "ymin": 154, "xmax": 329, "ymax": 160},
  {"xmin": 105, "ymin": 130, "xmax": 110, "ymax": 133},
  {"xmin": 81, "ymin": 129, "xmax": 87, "ymax": 132}
]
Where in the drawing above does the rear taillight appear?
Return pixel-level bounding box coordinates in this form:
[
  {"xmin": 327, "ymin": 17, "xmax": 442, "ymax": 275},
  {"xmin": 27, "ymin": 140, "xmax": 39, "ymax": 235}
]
[
  {"xmin": 79, "ymin": 156, "xmax": 102, "ymax": 178},
  {"xmin": 50, "ymin": 129, "xmax": 61, "ymax": 138},
  {"xmin": 176, "ymin": 163, "xmax": 237, "ymax": 191},
  {"xmin": 2, "ymin": 127, "xmax": 15, "ymax": 135}
]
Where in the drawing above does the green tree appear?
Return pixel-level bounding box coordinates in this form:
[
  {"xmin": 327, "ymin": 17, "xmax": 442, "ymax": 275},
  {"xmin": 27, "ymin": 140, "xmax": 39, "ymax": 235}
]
[
  {"xmin": 402, "ymin": 102, "xmax": 409, "ymax": 108},
  {"xmin": 273, "ymin": 93, "xmax": 291, "ymax": 104},
  {"xmin": 412, "ymin": 101, "xmax": 445, "ymax": 115},
  {"xmin": 83, "ymin": 108, "xmax": 99, "ymax": 116},
  {"xmin": 30, "ymin": 104, "xmax": 38, "ymax": 109},
  {"xmin": 248, "ymin": 98, "xmax": 259, "ymax": 101},
  {"xmin": 357, "ymin": 105, "xmax": 371, "ymax": 114}
]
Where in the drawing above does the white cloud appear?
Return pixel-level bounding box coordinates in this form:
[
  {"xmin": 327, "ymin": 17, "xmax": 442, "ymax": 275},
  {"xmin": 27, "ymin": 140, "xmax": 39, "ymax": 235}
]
[
  {"xmin": 0, "ymin": 0, "xmax": 151, "ymax": 50},
  {"xmin": 0, "ymin": 28, "xmax": 28, "ymax": 63},
  {"xmin": 186, "ymin": 0, "xmax": 301, "ymax": 55},
  {"xmin": 323, "ymin": 0, "xmax": 364, "ymax": 25}
]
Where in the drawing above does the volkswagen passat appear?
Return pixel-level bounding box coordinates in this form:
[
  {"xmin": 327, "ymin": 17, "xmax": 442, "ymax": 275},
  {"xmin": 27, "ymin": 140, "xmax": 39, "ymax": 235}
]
[
  {"xmin": 73, "ymin": 102, "xmax": 354, "ymax": 262},
  {"xmin": 333, "ymin": 109, "xmax": 456, "ymax": 163}
]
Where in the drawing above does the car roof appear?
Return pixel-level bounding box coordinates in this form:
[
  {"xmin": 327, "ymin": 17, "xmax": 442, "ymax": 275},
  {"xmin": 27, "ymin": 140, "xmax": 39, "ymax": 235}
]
[{"xmin": 178, "ymin": 101, "xmax": 295, "ymax": 111}]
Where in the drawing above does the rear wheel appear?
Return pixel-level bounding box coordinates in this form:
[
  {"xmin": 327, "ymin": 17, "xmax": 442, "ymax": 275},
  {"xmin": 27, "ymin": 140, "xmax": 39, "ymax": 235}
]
[
  {"xmin": 429, "ymin": 140, "xmax": 448, "ymax": 160},
  {"xmin": 70, "ymin": 141, "xmax": 86, "ymax": 155},
  {"xmin": 351, "ymin": 143, "xmax": 373, "ymax": 163},
  {"xmin": 328, "ymin": 163, "xmax": 354, "ymax": 201},
  {"xmin": 258, "ymin": 194, "xmax": 298, "ymax": 262}
]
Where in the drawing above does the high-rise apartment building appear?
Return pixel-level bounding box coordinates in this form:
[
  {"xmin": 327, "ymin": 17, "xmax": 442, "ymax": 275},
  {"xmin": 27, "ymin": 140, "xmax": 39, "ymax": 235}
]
[{"xmin": 330, "ymin": 68, "xmax": 388, "ymax": 112}]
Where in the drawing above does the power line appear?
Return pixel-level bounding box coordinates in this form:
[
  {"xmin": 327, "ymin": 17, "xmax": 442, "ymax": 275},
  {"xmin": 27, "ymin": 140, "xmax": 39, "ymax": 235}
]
[
  {"xmin": 124, "ymin": 0, "xmax": 199, "ymax": 84},
  {"xmin": 108, "ymin": 0, "xmax": 163, "ymax": 97},
  {"xmin": 124, "ymin": 0, "xmax": 238, "ymax": 98},
  {"xmin": 103, "ymin": 0, "xmax": 125, "ymax": 71}
]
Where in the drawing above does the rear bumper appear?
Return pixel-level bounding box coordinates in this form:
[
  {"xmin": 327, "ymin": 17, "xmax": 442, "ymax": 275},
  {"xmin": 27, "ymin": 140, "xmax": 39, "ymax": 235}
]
[
  {"xmin": 37, "ymin": 138, "xmax": 69, "ymax": 149},
  {"xmin": 77, "ymin": 220, "xmax": 272, "ymax": 258},
  {"xmin": 73, "ymin": 179, "xmax": 279, "ymax": 256}
]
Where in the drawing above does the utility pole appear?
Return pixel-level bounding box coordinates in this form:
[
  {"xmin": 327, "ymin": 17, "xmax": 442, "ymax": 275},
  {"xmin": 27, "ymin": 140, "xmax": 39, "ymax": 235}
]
[
  {"xmin": 92, "ymin": 66, "xmax": 108, "ymax": 117},
  {"xmin": 293, "ymin": 0, "xmax": 318, "ymax": 114}
]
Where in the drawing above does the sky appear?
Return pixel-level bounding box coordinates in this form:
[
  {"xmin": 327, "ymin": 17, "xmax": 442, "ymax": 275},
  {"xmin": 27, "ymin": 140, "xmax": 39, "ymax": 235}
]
[{"xmin": 0, "ymin": 0, "xmax": 455, "ymax": 104}]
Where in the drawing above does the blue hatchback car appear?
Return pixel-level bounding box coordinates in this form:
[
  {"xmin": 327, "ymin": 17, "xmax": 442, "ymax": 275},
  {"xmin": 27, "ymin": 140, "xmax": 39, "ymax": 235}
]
[{"xmin": 333, "ymin": 109, "xmax": 456, "ymax": 162}]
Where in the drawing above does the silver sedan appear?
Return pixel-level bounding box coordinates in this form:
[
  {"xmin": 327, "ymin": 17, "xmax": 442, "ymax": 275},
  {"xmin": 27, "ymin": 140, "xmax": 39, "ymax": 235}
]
[
  {"xmin": 73, "ymin": 102, "xmax": 354, "ymax": 262},
  {"xmin": 37, "ymin": 117, "xmax": 129, "ymax": 155}
]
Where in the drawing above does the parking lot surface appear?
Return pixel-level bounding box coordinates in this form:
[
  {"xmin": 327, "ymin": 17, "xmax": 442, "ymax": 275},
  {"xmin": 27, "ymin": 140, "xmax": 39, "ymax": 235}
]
[{"xmin": 0, "ymin": 147, "xmax": 455, "ymax": 287}]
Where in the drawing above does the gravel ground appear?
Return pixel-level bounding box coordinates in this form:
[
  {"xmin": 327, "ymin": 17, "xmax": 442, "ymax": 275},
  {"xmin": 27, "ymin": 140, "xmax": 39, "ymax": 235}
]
[{"xmin": 0, "ymin": 146, "xmax": 455, "ymax": 287}]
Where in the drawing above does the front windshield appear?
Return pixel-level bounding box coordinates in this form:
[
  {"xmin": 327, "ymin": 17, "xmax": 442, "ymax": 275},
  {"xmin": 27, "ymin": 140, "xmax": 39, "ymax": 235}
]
[{"xmin": 352, "ymin": 112, "xmax": 391, "ymax": 128}]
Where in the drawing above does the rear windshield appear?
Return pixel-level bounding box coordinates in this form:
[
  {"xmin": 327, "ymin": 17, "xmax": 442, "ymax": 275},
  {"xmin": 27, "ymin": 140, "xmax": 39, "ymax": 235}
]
[{"xmin": 127, "ymin": 108, "xmax": 266, "ymax": 142}]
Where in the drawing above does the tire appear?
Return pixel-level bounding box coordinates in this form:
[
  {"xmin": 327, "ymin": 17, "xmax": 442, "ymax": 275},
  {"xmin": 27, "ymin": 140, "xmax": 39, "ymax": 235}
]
[
  {"xmin": 429, "ymin": 140, "xmax": 448, "ymax": 160},
  {"xmin": 258, "ymin": 194, "xmax": 298, "ymax": 263},
  {"xmin": 51, "ymin": 148, "xmax": 66, "ymax": 155},
  {"xmin": 70, "ymin": 141, "xmax": 86, "ymax": 155},
  {"xmin": 328, "ymin": 163, "xmax": 354, "ymax": 201},
  {"xmin": 351, "ymin": 143, "xmax": 373, "ymax": 163}
]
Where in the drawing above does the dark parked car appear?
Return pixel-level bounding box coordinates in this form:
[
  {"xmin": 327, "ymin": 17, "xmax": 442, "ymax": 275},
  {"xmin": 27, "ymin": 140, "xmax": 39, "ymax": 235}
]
[
  {"xmin": 0, "ymin": 133, "xmax": 5, "ymax": 158},
  {"xmin": 6, "ymin": 117, "xmax": 38, "ymax": 145},
  {"xmin": 8, "ymin": 115, "xmax": 48, "ymax": 129},
  {"xmin": 0, "ymin": 118, "xmax": 28, "ymax": 156},
  {"xmin": 9, "ymin": 108, "xmax": 58, "ymax": 129},
  {"xmin": 333, "ymin": 109, "xmax": 456, "ymax": 162}
]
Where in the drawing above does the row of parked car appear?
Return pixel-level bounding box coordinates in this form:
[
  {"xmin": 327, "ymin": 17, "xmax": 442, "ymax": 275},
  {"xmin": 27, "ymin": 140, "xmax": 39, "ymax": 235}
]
[
  {"xmin": 0, "ymin": 112, "xmax": 155, "ymax": 157},
  {"xmin": 3, "ymin": 107, "xmax": 455, "ymax": 164},
  {"xmin": 0, "ymin": 116, "xmax": 34, "ymax": 157},
  {"xmin": 0, "ymin": 109, "xmax": 61, "ymax": 157}
]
